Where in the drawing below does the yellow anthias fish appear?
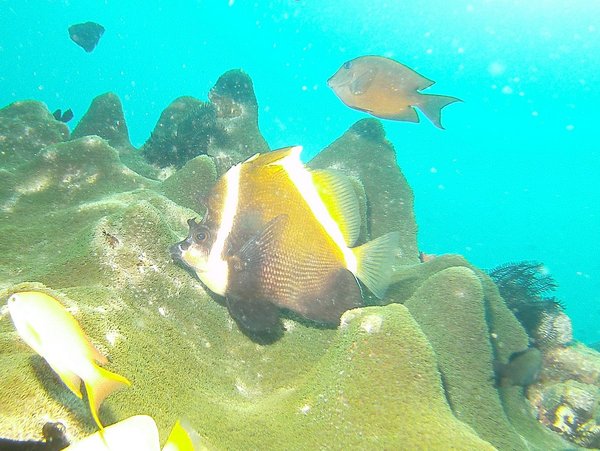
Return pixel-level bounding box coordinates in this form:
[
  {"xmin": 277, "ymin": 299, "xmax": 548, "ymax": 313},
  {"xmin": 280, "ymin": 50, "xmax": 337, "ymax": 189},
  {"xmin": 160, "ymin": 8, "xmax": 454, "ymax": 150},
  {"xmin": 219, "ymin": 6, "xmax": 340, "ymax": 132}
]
[
  {"xmin": 171, "ymin": 146, "xmax": 399, "ymax": 333},
  {"xmin": 63, "ymin": 415, "xmax": 160, "ymax": 451},
  {"xmin": 64, "ymin": 416, "xmax": 200, "ymax": 451},
  {"xmin": 328, "ymin": 55, "xmax": 461, "ymax": 129},
  {"xmin": 7, "ymin": 291, "xmax": 130, "ymax": 429}
]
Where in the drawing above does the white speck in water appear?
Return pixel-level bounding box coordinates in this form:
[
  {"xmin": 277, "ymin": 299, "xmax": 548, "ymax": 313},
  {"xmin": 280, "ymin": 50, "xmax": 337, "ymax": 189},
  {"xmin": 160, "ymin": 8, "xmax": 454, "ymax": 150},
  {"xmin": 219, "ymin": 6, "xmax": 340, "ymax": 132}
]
[
  {"xmin": 501, "ymin": 86, "xmax": 513, "ymax": 95},
  {"xmin": 565, "ymin": 124, "xmax": 575, "ymax": 131},
  {"xmin": 430, "ymin": 167, "xmax": 438, "ymax": 174},
  {"xmin": 488, "ymin": 61, "xmax": 505, "ymax": 76},
  {"xmin": 300, "ymin": 405, "xmax": 311, "ymax": 415}
]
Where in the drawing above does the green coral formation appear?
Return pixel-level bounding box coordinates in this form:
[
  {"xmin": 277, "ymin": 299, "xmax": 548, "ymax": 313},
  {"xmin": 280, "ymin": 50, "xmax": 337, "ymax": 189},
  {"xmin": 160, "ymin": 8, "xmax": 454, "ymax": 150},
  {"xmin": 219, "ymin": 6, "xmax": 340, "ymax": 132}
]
[
  {"xmin": 0, "ymin": 79, "xmax": 579, "ymax": 449},
  {"xmin": 140, "ymin": 70, "xmax": 269, "ymax": 176}
]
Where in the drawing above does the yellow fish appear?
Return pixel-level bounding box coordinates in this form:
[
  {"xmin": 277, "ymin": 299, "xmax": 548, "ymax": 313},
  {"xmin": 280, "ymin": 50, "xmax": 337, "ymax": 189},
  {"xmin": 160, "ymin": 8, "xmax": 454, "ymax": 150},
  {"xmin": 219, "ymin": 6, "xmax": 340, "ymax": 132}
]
[
  {"xmin": 328, "ymin": 55, "xmax": 461, "ymax": 129},
  {"xmin": 7, "ymin": 291, "xmax": 130, "ymax": 429},
  {"xmin": 171, "ymin": 146, "xmax": 399, "ymax": 333},
  {"xmin": 64, "ymin": 416, "xmax": 200, "ymax": 451},
  {"xmin": 63, "ymin": 415, "xmax": 160, "ymax": 451}
]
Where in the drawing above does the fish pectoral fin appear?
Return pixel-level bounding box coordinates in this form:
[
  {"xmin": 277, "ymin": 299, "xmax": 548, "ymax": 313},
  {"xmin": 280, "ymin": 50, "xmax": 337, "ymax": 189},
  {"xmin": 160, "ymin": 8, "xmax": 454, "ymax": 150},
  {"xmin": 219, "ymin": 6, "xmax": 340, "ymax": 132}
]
[
  {"xmin": 350, "ymin": 68, "xmax": 377, "ymax": 95},
  {"xmin": 226, "ymin": 296, "xmax": 281, "ymax": 333},
  {"xmin": 352, "ymin": 231, "xmax": 400, "ymax": 299},
  {"xmin": 236, "ymin": 214, "xmax": 288, "ymax": 266}
]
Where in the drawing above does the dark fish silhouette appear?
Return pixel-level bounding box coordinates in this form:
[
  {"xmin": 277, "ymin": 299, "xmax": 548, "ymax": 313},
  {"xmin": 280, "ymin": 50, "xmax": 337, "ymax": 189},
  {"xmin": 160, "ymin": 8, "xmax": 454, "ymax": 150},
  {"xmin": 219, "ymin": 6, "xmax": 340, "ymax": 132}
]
[
  {"xmin": 52, "ymin": 108, "xmax": 74, "ymax": 123},
  {"xmin": 494, "ymin": 347, "xmax": 543, "ymax": 387},
  {"xmin": 69, "ymin": 22, "xmax": 105, "ymax": 52}
]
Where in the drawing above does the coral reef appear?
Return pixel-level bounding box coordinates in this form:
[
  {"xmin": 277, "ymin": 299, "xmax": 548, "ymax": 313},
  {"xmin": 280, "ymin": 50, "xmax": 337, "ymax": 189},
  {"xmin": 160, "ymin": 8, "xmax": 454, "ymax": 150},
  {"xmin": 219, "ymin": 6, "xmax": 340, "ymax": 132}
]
[
  {"xmin": 527, "ymin": 344, "xmax": 600, "ymax": 448},
  {"xmin": 141, "ymin": 70, "xmax": 268, "ymax": 175},
  {"xmin": 71, "ymin": 93, "xmax": 132, "ymax": 150},
  {"xmin": 0, "ymin": 73, "xmax": 588, "ymax": 449},
  {"xmin": 488, "ymin": 261, "xmax": 571, "ymax": 349}
]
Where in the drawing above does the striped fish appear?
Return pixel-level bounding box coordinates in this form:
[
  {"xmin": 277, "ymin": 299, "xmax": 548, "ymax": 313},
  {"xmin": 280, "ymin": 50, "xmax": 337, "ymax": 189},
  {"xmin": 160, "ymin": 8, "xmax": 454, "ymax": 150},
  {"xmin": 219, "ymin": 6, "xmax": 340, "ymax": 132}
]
[{"xmin": 171, "ymin": 146, "xmax": 399, "ymax": 333}]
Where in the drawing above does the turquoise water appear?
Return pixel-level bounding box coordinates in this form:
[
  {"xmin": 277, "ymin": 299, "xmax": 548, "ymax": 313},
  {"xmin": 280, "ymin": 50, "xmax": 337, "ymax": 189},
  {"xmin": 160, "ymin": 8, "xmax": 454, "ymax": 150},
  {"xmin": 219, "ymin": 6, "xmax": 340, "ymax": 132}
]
[{"xmin": 1, "ymin": 0, "xmax": 598, "ymax": 343}]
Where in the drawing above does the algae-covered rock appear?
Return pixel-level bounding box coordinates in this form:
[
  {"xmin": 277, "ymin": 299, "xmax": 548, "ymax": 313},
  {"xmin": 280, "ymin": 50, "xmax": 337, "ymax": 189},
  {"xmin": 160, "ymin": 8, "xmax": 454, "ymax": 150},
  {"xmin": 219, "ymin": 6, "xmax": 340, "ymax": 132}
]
[
  {"xmin": 405, "ymin": 266, "xmax": 527, "ymax": 450},
  {"xmin": 309, "ymin": 119, "xmax": 418, "ymax": 267},
  {"xmin": 393, "ymin": 256, "xmax": 573, "ymax": 449},
  {"xmin": 70, "ymin": 93, "xmax": 158, "ymax": 180},
  {"xmin": 161, "ymin": 155, "xmax": 217, "ymax": 213},
  {"xmin": 0, "ymin": 100, "xmax": 69, "ymax": 170},
  {"xmin": 71, "ymin": 93, "xmax": 132, "ymax": 150},
  {"xmin": 207, "ymin": 69, "xmax": 269, "ymax": 175},
  {"xmin": 141, "ymin": 70, "xmax": 268, "ymax": 175}
]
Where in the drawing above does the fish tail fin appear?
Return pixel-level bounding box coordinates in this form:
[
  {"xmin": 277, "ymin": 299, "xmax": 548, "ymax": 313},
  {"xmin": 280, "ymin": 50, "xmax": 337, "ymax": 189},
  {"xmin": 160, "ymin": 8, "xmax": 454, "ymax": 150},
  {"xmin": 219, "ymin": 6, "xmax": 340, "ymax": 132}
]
[
  {"xmin": 417, "ymin": 93, "xmax": 462, "ymax": 129},
  {"xmin": 352, "ymin": 232, "xmax": 400, "ymax": 299},
  {"xmin": 84, "ymin": 364, "xmax": 131, "ymax": 429}
]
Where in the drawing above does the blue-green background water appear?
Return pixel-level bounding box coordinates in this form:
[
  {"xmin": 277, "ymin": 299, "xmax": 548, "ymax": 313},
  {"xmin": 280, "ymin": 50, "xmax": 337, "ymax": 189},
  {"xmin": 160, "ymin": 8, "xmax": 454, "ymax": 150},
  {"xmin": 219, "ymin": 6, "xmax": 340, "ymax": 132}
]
[{"xmin": 1, "ymin": 0, "xmax": 598, "ymax": 343}]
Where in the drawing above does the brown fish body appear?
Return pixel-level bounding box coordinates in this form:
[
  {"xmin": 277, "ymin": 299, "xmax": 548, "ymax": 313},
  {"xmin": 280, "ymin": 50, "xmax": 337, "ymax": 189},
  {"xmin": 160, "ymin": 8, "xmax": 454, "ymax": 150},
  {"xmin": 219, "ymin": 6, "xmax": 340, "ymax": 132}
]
[
  {"xmin": 328, "ymin": 55, "xmax": 461, "ymax": 129},
  {"xmin": 171, "ymin": 147, "xmax": 399, "ymax": 333}
]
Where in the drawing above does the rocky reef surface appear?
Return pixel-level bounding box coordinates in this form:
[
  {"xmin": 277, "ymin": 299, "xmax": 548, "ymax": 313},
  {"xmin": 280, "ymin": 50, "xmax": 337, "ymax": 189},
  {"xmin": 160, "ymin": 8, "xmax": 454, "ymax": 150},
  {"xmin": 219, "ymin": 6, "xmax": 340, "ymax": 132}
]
[{"xmin": 0, "ymin": 71, "xmax": 594, "ymax": 449}]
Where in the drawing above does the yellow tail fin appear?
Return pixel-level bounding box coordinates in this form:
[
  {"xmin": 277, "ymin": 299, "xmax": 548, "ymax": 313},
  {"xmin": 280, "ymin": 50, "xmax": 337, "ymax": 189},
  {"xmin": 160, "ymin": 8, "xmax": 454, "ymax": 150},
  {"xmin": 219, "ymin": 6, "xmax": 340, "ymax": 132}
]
[
  {"xmin": 352, "ymin": 231, "xmax": 400, "ymax": 299},
  {"xmin": 85, "ymin": 363, "xmax": 131, "ymax": 429}
]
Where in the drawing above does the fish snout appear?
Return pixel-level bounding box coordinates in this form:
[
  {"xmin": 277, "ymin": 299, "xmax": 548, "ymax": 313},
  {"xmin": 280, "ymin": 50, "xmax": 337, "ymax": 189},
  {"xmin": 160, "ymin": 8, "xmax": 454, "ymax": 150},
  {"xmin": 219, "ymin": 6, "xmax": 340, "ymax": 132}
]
[{"xmin": 170, "ymin": 240, "xmax": 189, "ymax": 261}]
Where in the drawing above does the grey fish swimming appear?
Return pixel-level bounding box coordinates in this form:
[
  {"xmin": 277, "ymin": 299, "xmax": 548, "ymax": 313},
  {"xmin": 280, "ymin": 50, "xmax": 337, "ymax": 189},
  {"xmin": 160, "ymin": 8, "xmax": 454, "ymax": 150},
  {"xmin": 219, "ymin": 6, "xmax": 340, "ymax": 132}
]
[{"xmin": 328, "ymin": 55, "xmax": 461, "ymax": 129}]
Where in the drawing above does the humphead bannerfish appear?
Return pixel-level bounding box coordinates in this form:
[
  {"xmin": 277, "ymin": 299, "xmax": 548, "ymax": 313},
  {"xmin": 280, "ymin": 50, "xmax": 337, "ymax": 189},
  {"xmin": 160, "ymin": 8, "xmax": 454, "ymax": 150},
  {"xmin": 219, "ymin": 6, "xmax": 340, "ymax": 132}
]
[
  {"xmin": 171, "ymin": 146, "xmax": 399, "ymax": 333},
  {"xmin": 7, "ymin": 291, "xmax": 130, "ymax": 429},
  {"xmin": 328, "ymin": 55, "xmax": 461, "ymax": 129}
]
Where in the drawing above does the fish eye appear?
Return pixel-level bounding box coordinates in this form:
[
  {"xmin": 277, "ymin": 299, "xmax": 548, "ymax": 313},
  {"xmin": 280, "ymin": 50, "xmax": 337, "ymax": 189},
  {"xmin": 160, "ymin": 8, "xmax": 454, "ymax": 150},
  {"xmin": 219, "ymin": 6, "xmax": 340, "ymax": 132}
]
[
  {"xmin": 343, "ymin": 61, "xmax": 351, "ymax": 69},
  {"xmin": 195, "ymin": 228, "xmax": 209, "ymax": 243}
]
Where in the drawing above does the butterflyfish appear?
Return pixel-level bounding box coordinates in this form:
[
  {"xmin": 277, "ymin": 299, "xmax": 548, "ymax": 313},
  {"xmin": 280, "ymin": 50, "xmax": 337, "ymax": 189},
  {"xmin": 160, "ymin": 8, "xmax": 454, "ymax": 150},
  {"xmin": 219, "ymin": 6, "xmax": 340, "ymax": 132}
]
[
  {"xmin": 328, "ymin": 55, "xmax": 461, "ymax": 129},
  {"xmin": 7, "ymin": 291, "xmax": 130, "ymax": 429},
  {"xmin": 171, "ymin": 146, "xmax": 399, "ymax": 333}
]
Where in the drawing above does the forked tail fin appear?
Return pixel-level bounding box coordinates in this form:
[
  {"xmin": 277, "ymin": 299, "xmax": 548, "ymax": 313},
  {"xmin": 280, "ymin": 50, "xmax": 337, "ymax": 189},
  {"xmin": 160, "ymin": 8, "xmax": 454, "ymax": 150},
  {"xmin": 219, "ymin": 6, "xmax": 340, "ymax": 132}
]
[
  {"xmin": 351, "ymin": 232, "xmax": 400, "ymax": 299},
  {"xmin": 85, "ymin": 363, "xmax": 131, "ymax": 429},
  {"xmin": 417, "ymin": 93, "xmax": 462, "ymax": 129}
]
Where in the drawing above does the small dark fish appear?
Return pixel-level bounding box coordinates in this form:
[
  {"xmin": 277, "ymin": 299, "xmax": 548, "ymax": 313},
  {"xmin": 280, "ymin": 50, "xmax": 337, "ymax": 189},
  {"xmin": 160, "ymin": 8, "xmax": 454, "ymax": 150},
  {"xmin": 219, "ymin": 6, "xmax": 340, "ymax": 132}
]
[
  {"xmin": 494, "ymin": 347, "xmax": 543, "ymax": 387},
  {"xmin": 69, "ymin": 22, "xmax": 105, "ymax": 53},
  {"xmin": 52, "ymin": 108, "xmax": 74, "ymax": 123},
  {"xmin": 61, "ymin": 108, "xmax": 74, "ymax": 123}
]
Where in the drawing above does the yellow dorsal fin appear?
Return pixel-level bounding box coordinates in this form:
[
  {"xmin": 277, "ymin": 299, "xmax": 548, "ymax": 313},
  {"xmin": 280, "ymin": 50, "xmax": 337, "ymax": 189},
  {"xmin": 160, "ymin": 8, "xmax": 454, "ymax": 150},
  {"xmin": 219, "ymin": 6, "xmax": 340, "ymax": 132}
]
[
  {"xmin": 85, "ymin": 363, "xmax": 131, "ymax": 430},
  {"xmin": 311, "ymin": 169, "xmax": 361, "ymax": 247},
  {"xmin": 253, "ymin": 146, "xmax": 298, "ymax": 167},
  {"xmin": 352, "ymin": 231, "xmax": 400, "ymax": 298}
]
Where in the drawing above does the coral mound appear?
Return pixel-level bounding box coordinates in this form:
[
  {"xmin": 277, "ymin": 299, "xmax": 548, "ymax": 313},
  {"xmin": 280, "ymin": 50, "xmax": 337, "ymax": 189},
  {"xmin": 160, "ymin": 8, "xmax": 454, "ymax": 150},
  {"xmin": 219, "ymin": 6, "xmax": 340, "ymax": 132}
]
[{"xmin": 0, "ymin": 74, "xmax": 583, "ymax": 449}]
